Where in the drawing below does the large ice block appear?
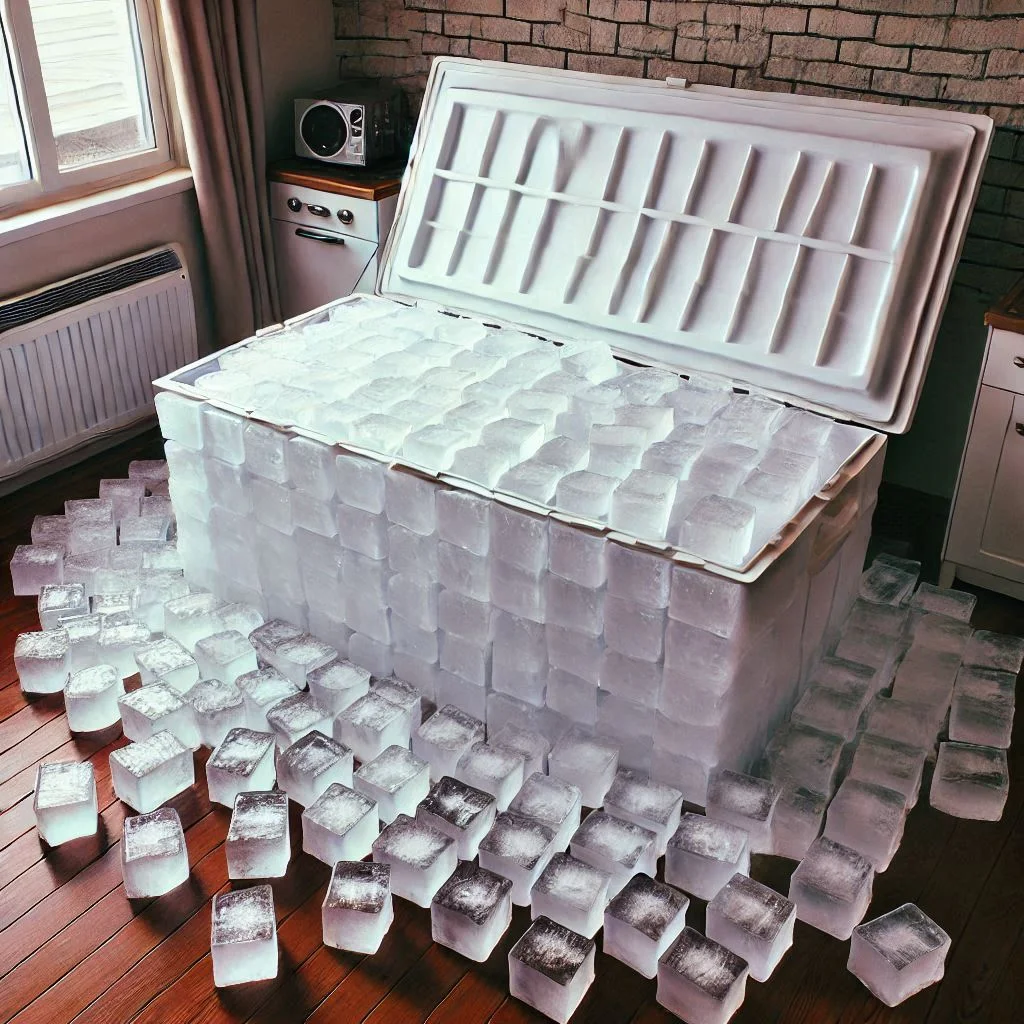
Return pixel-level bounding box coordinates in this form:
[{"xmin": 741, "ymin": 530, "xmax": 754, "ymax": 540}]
[
  {"xmin": 354, "ymin": 744, "xmax": 431, "ymax": 824},
  {"xmin": 372, "ymin": 812, "xmax": 457, "ymax": 907},
  {"xmin": 206, "ymin": 728, "xmax": 276, "ymax": 807},
  {"xmin": 508, "ymin": 916, "xmax": 596, "ymax": 1024},
  {"xmin": 33, "ymin": 761, "xmax": 97, "ymax": 845},
  {"xmin": 666, "ymin": 813, "xmax": 750, "ymax": 901},
  {"xmin": 225, "ymin": 790, "xmax": 290, "ymax": 879},
  {"xmin": 962, "ymin": 629, "xmax": 1024, "ymax": 673},
  {"xmin": 110, "ymin": 731, "xmax": 194, "ymax": 813},
  {"xmin": 302, "ymin": 782, "xmax": 379, "ymax": 865},
  {"xmin": 789, "ymin": 836, "xmax": 874, "ymax": 939},
  {"xmin": 277, "ymin": 730, "xmax": 353, "ymax": 807},
  {"xmin": 604, "ymin": 873, "xmax": 689, "ymax": 979},
  {"xmin": 65, "ymin": 664, "xmax": 124, "ymax": 733},
  {"xmin": 121, "ymin": 806, "xmax": 189, "ymax": 897},
  {"xmin": 929, "ymin": 741, "xmax": 1009, "ymax": 821},
  {"xmin": 322, "ymin": 861, "xmax": 394, "ymax": 954},
  {"xmin": 657, "ymin": 927, "xmax": 749, "ymax": 1024},
  {"xmin": 431, "ymin": 860, "xmax": 513, "ymax": 961},
  {"xmin": 211, "ymin": 885, "xmax": 278, "ymax": 987}
]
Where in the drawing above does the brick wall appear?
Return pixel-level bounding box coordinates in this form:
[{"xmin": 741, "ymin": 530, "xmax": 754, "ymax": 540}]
[{"xmin": 332, "ymin": 0, "xmax": 1024, "ymax": 497}]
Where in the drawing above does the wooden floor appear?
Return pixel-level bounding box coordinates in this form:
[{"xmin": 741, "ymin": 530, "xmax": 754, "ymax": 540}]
[{"xmin": 2, "ymin": 429, "xmax": 1023, "ymax": 1024}]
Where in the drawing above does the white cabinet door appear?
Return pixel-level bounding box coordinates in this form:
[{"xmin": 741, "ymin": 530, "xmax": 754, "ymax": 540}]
[{"xmin": 980, "ymin": 391, "xmax": 1024, "ymax": 563}]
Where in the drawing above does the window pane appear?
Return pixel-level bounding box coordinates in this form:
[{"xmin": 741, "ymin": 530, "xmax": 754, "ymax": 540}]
[
  {"xmin": 28, "ymin": 0, "xmax": 154, "ymax": 171},
  {"xmin": 0, "ymin": 20, "xmax": 31, "ymax": 186}
]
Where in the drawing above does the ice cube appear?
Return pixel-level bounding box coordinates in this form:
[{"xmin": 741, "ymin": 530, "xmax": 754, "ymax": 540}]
[
  {"xmin": 30, "ymin": 514, "xmax": 70, "ymax": 550},
  {"xmin": 388, "ymin": 524, "xmax": 439, "ymax": 579},
  {"xmin": 275, "ymin": 633, "xmax": 337, "ymax": 687},
  {"xmin": 128, "ymin": 458, "xmax": 169, "ymax": 488},
  {"xmin": 490, "ymin": 559, "xmax": 547, "ymax": 623},
  {"xmin": 861, "ymin": 696, "xmax": 942, "ymax": 751},
  {"xmin": 665, "ymin": 813, "xmax": 750, "ymax": 901},
  {"xmin": 372, "ymin": 812, "xmax": 457, "ymax": 907},
  {"xmin": 910, "ymin": 582, "xmax": 976, "ymax": 622},
  {"xmin": 891, "ymin": 644, "xmax": 961, "ymax": 710},
  {"xmin": 247, "ymin": 618, "xmax": 300, "ymax": 666},
  {"xmin": 118, "ymin": 516, "xmax": 171, "ymax": 549},
  {"xmin": 479, "ymin": 417, "xmax": 546, "ymax": 461},
  {"xmin": 808, "ymin": 656, "xmax": 878, "ymax": 706},
  {"xmin": 770, "ymin": 784, "xmax": 828, "ymax": 862},
  {"xmin": 962, "ymin": 629, "xmax": 1024, "ymax": 673},
  {"xmin": 61, "ymin": 551, "xmax": 108, "ymax": 598},
  {"xmin": 65, "ymin": 664, "xmax": 124, "ymax": 733},
  {"xmin": 412, "ymin": 703, "xmax": 484, "ymax": 779},
  {"xmin": 848, "ymin": 903, "xmax": 951, "ymax": 1007},
  {"xmin": 508, "ymin": 772, "xmax": 583, "ymax": 855},
  {"xmin": 929, "ymin": 740, "xmax": 1008, "ymax": 821},
  {"xmin": 14, "ymin": 628, "xmax": 70, "ymax": 694},
  {"xmin": 348, "ymin": 632, "xmax": 394, "ymax": 678},
  {"xmin": 549, "ymin": 727, "xmax": 619, "ymax": 808},
  {"xmin": 604, "ymin": 597, "xmax": 666, "ymax": 663},
  {"xmin": 13, "ymin": 545, "xmax": 65, "ymax": 599},
  {"xmin": 436, "ymin": 489, "xmax": 490, "ymax": 555},
  {"xmin": 763, "ymin": 723, "xmax": 845, "ymax": 799},
  {"xmin": 265, "ymin": 691, "xmax": 332, "ymax": 752},
  {"xmin": 490, "ymin": 504, "xmax": 550, "ymax": 574},
  {"xmin": 604, "ymin": 873, "xmax": 689, "ymax": 979},
  {"xmin": 948, "ymin": 665, "xmax": 1015, "ymax": 749},
  {"xmin": 65, "ymin": 497, "xmax": 114, "ymax": 524},
  {"xmin": 118, "ymin": 682, "xmax": 200, "ymax": 748},
  {"xmin": 385, "ymin": 470, "xmax": 437, "ymax": 536},
  {"xmin": 206, "ymin": 728, "xmax": 276, "ymax": 807},
  {"xmin": 121, "ymin": 806, "xmax": 189, "ymax": 897},
  {"xmin": 67, "ymin": 521, "xmax": 115, "ymax": 555},
  {"xmin": 163, "ymin": 592, "xmax": 226, "ymax": 652},
  {"xmin": 33, "ymin": 761, "xmax": 97, "ymax": 845},
  {"xmin": 449, "ymin": 444, "xmax": 513, "ymax": 488},
  {"xmin": 508, "ymin": 916, "xmax": 596, "ymax": 1024},
  {"xmin": 491, "ymin": 723, "xmax": 550, "ymax": 778},
  {"xmin": 431, "ymin": 860, "xmax": 514, "ymax": 961},
  {"xmin": 201, "ymin": 405, "xmax": 245, "ymax": 464},
  {"xmin": 38, "ymin": 583, "xmax": 87, "ymax": 630},
  {"xmin": 847, "ymin": 734, "xmax": 928, "ymax": 809},
  {"xmin": 307, "ymin": 658, "xmax": 370, "ymax": 716},
  {"xmin": 454, "ymin": 742, "xmax": 526, "ymax": 812},
  {"xmin": 909, "ymin": 613, "xmax": 973, "ymax": 657},
  {"xmin": 440, "ymin": 630, "xmax": 489, "ymax": 685},
  {"xmin": 322, "ymin": 860, "xmax": 394, "ymax": 954},
  {"xmin": 478, "ymin": 811, "xmax": 556, "ymax": 906},
  {"xmin": 183, "ymin": 677, "xmax": 247, "ymax": 748},
  {"xmin": 657, "ymin": 926, "xmax": 749, "ymax": 1024},
  {"xmin": 234, "ymin": 666, "xmax": 298, "ymax": 731},
  {"xmin": 530, "ymin": 852, "xmax": 611, "ymax": 939},
  {"xmin": 388, "ymin": 573, "xmax": 440, "ymax": 633},
  {"xmin": 225, "ymin": 790, "xmax": 290, "ymax": 879},
  {"xmin": 675, "ymin": 494, "xmax": 755, "ymax": 567},
  {"xmin": 192, "ymin": 630, "xmax": 257, "ymax": 685},
  {"xmin": 110, "ymin": 731, "xmax": 194, "ymax": 813},
  {"xmin": 334, "ymin": 691, "xmax": 413, "ymax": 763},
  {"xmin": 859, "ymin": 562, "xmax": 918, "ymax": 607},
  {"xmin": 703, "ymin": 770, "xmax": 778, "ymax": 856},
  {"xmin": 555, "ymin": 470, "xmax": 619, "ymax": 520},
  {"xmin": 549, "ymin": 520, "xmax": 606, "ymax": 588},
  {"xmin": 790, "ymin": 686, "xmax": 866, "ymax": 743},
  {"xmin": 788, "ymin": 836, "xmax": 875, "ymax": 939},
  {"xmin": 609, "ymin": 470, "xmax": 678, "ymax": 540},
  {"xmin": 414, "ymin": 774, "xmax": 496, "ymax": 859},
  {"xmin": 823, "ymin": 778, "xmax": 907, "ymax": 872},
  {"xmin": 355, "ymin": 744, "xmax": 431, "ymax": 824},
  {"xmin": 302, "ymin": 781, "xmax": 379, "ymax": 864},
  {"xmin": 587, "ymin": 424, "xmax": 647, "ymax": 480},
  {"xmin": 569, "ymin": 809, "xmax": 657, "ymax": 898},
  {"xmin": 277, "ymin": 729, "xmax": 353, "ymax": 806},
  {"xmin": 391, "ymin": 652, "xmax": 438, "ymax": 700},
  {"xmin": 211, "ymin": 885, "xmax": 278, "ymax": 987},
  {"xmin": 604, "ymin": 768, "xmax": 684, "ymax": 857}
]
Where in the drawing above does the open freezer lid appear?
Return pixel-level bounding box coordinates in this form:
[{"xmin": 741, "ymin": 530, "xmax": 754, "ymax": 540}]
[{"xmin": 379, "ymin": 58, "xmax": 991, "ymax": 433}]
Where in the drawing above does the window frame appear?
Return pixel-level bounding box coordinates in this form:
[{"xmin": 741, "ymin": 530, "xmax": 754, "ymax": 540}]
[{"xmin": 0, "ymin": 0, "xmax": 174, "ymax": 215}]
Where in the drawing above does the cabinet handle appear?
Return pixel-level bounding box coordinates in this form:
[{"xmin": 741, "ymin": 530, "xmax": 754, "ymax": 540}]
[
  {"xmin": 1014, "ymin": 357, "xmax": 1024, "ymax": 368},
  {"xmin": 1016, "ymin": 423, "xmax": 1024, "ymax": 436}
]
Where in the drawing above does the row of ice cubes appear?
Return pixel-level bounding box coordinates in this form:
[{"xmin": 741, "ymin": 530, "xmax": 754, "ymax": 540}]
[{"xmin": 157, "ymin": 294, "xmax": 871, "ymax": 567}]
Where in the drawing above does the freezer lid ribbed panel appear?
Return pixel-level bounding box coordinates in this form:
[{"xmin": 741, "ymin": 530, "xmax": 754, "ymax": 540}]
[{"xmin": 379, "ymin": 59, "xmax": 990, "ymax": 432}]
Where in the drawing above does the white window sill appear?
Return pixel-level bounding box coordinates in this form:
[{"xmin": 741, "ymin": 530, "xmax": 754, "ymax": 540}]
[{"xmin": 0, "ymin": 168, "xmax": 194, "ymax": 246}]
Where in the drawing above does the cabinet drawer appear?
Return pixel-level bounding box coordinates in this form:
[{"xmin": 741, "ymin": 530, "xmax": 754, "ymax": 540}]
[
  {"xmin": 270, "ymin": 182, "xmax": 380, "ymax": 242},
  {"xmin": 982, "ymin": 327, "xmax": 1024, "ymax": 391}
]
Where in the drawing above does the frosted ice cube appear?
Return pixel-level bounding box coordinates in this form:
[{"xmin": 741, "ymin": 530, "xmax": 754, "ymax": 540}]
[
  {"xmin": 771, "ymin": 409, "xmax": 833, "ymax": 456},
  {"xmin": 65, "ymin": 664, "xmax": 123, "ymax": 732},
  {"xmin": 415, "ymin": 774, "xmax": 496, "ymax": 859},
  {"xmin": 118, "ymin": 516, "xmax": 171, "ymax": 549},
  {"xmin": 657, "ymin": 926, "xmax": 749, "ymax": 1024},
  {"xmin": 823, "ymin": 778, "xmax": 907, "ymax": 872},
  {"xmin": 963, "ymin": 629, "xmax": 1024, "ymax": 673},
  {"xmin": 764, "ymin": 723, "xmax": 845, "ymax": 799},
  {"xmin": 908, "ymin": 613, "xmax": 972, "ymax": 658},
  {"xmin": 497, "ymin": 458, "xmax": 564, "ymax": 506},
  {"xmin": 38, "ymin": 583, "xmax": 87, "ymax": 629},
  {"xmin": 529, "ymin": 852, "xmax": 609, "ymax": 939},
  {"xmin": 335, "ymin": 453, "xmax": 386, "ymax": 515},
  {"xmin": 735, "ymin": 469, "xmax": 803, "ymax": 521},
  {"xmin": 434, "ymin": 491, "xmax": 489, "ymax": 560},
  {"xmin": 431, "ymin": 860, "xmax": 514, "ymax": 962},
  {"xmin": 128, "ymin": 458, "xmax": 169, "ymax": 489},
  {"xmin": 211, "ymin": 885, "xmax": 278, "ymax": 987},
  {"xmin": 586, "ymin": 424, "xmax": 647, "ymax": 481},
  {"xmin": 62, "ymin": 615, "xmax": 102, "ymax": 670},
  {"xmin": 508, "ymin": 915, "xmax": 595, "ymax": 1024},
  {"xmin": 790, "ymin": 686, "xmax": 866, "ymax": 743},
  {"xmin": 163, "ymin": 592, "xmax": 226, "ymax": 652},
  {"xmin": 10, "ymin": 544, "xmax": 64, "ymax": 596},
  {"xmin": 506, "ymin": 773, "xmax": 580, "ymax": 856},
  {"xmin": 490, "ymin": 505, "xmax": 549, "ymax": 575},
  {"xmin": 455, "ymin": 742, "xmax": 527, "ymax": 812},
  {"xmin": 302, "ymin": 781, "xmax": 379, "ymax": 865},
  {"xmin": 65, "ymin": 497, "xmax": 114, "ymax": 524},
  {"xmin": 859, "ymin": 562, "xmax": 918, "ymax": 607},
  {"xmin": 604, "ymin": 597, "xmax": 666, "ymax": 663},
  {"xmin": 387, "ymin": 524, "xmax": 439, "ymax": 579},
  {"xmin": 348, "ymin": 632, "xmax": 393, "ymax": 678},
  {"xmin": 929, "ymin": 740, "xmax": 1008, "ymax": 821},
  {"xmin": 110, "ymin": 731, "xmax": 194, "ymax": 813},
  {"xmin": 862, "ymin": 696, "xmax": 942, "ymax": 751},
  {"xmin": 891, "ymin": 644, "xmax": 961, "ymax": 711},
  {"xmin": 202, "ymin": 406, "xmax": 245, "ymax": 464},
  {"xmin": 666, "ymin": 813, "xmax": 750, "ymax": 901},
  {"xmin": 604, "ymin": 873, "xmax": 689, "ymax": 979},
  {"xmin": 335, "ymin": 691, "xmax": 413, "ymax": 763},
  {"xmin": 569, "ymin": 809, "xmax": 657, "ymax": 898},
  {"xmin": 604, "ymin": 768, "xmax": 683, "ymax": 857},
  {"xmin": 770, "ymin": 784, "xmax": 828, "ymax": 862},
  {"xmin": 789, "ymin": 835, "xmax": 874, "ymax": 939},
  {"xmin": 278, "ymin": 729, "xmax": 353, "ymax": 806},
  {"xmin": 118, "ymin": 682, "xmax": 199, "ymax": 748},
  {"xmin": 30, "ymin": 514, "xmax": 70, "ymax": 550},
  {"xmin": 355, "ymin": 744, "xmax": 430, "ymax": 824},
  {"xmin": 438, "ymin": 590, "xmax": 492, "ymax": 646},
  {"xmin": 206, "ymin": 728, "xmax": 276, "ymax": 807},
  {"xmin": 211, "ymin": 602, "xmax": 265, "ymax": 638},
  {"xmin": 641, "ymin": 439, "xmax": 702, "ymax": 480},
  {"xmin": 491, "ymin": 723, "xmax": 550, "ymax": 779},
  {"xmin": 402, "ymin": 424, "xmax": 473, "ymax": 471},
  {"xmin": 615, "ymin": 404, "xmax": 675, "ymax": 444},
  {"xmin": 675, "ymin": 495, "xmax": 755, "ymax": 567},
  {"xmin": 121, "ymin": 806, "xmax": 189, "ymax": 897},
  {"xmin": 948, "ymin": 665, "xmax": 1015, "ymax": 749},
  {"xmin": 265, "ymin": 691, "xmax": 332, "ymax": 752},
  {"xmin": 449, "ymin": 444, "xmax": 513, "ymax": 488},
  {"xmin": 548, "ymin": 521, "xmax": 605, "ymax": 589},
  {"xmin": 351, "ymin": 412, "xmax": 411, "ymax": 455},
  {"xmin": 910, "ymin": 582, "xmax": 976, "ymax": 622},
  {"xmin": 809, "ymin": 655, "xmax": 878, "ymax": 705},
  {"xmin": 193, "ymin": 630, "xmax": 258, "ymax": 685},
  {"xmin": 490, "ymin": 559, "xmax": 546, "ymax": 622},
  {"xmin": 413, "ymin": 703, "xmax": 486, "ymax": 779},
  {"xmin": 225, "ymin": 790, "xmax": 290, "ymax": 879},
  {"xmin": 555, "ymin": 470, "xmax": 618, "ymax": 520},
  {"xmin": 549, "ymin": 727, "xmax": 618, "ymax": 808},
  {"xmin": 846, "ymin": 735, "xmax": 927, "ymax": 810},
  {"xmin": 388, "ymin": 573, "xmax": 440, "ymax": 633},
  {"xmin": 757, "ymin": 446, "xmax": 818, "ymax": 491},
  {"xmin": 704, "ymin": 769, "xmax": 779, "ymax": 856},
  {"xmin": 61, "ymin": 550, "xmax": 109, "ymax": 598},
  {"xmin": 247, "ymin": 618, "xmax": 302, "ymax": 667},
  {"xmin": 849, "ymin": 903, "xmax": 951, "ymax": 1007},
  {"xmin": 479, "ymin": 810, "xmax": 556, "ymax": 906},
  {"xmin": 608, "ymin": 470, "xmax": 677, "ymax": 540},
  {"xmin": 372, "ymin": 812, "xmax": 457, "ymax": 907},
  {"xmin": 307, "ymin": 658, "xmax": 370, "ymax": 716},
  {"xmin": 478, "ymin": 418, "xmax": 546, "ymax": 463},
  {"xmin": 322, "ymin": 861, "xmax": 394, "ymax": 954},
  {"xmin": 275, "ymin": 633, "xmax": 337, "ymax": 687},
  {"xmin": 15, "ymin": 628, "xmax": 70, "ymax": 694},
  {"xmin": 33, "ymin": 761, "xmax": 97, "ymax": 845},
  {"xmin": 183, "ymin": 677, "xmax": 246, "ymax": 748},
  {"xmin": 234, "ymin": 666, "xmax": 297, "ymax": 731},
  {"xmin": 385, "ymin": 470, "xmax": 437, "ymax": 536}
]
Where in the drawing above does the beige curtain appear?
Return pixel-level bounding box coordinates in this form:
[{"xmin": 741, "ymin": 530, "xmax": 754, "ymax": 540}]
[{"xmin": 160, "ymin": 0, "xmax": 280, "ymax": 347}]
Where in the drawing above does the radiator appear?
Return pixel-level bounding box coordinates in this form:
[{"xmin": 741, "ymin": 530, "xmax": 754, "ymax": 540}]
[{"xmin": 0, "ymin": 245, "xmax": 197, "ymax": 484}]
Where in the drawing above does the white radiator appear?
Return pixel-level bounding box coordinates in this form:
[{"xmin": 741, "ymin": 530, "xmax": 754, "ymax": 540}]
[{"xmin": 0, "ymin": 245, "xmax": 197, "ymax": 484}]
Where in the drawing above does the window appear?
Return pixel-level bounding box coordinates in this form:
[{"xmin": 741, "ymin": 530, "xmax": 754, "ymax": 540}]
[{"xmin": 0, "ymin": 0, "xmax": 171, "ymax": 211}]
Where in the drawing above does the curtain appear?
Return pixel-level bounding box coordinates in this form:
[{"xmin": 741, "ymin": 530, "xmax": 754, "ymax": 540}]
[{"xmin": 160, "ymin": 0, "xmax": 280, "ymax": 347}]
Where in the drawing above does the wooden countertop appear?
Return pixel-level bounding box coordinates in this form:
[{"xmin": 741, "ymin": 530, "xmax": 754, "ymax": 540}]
[
  {"xmin": 985, "ymin": 273, "xmax": 1024, "ymax": 333},
  {"xmin": 268, "ymin": 158, "xmax": 405, "ymax": 202}
]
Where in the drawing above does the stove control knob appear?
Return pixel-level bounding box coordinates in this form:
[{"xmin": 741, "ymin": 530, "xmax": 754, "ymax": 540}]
[
  {"xmin": 286, "ymin": 197, "xmax": 302, "ymax": 212},
  {"xmin": 338, "ymin": 209, "xmax": 354, "ymax": 226}
]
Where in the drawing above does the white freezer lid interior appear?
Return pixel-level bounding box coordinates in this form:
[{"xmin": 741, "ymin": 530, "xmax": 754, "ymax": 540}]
[{"xmin": 379, "ymin": 59, "xmax": 991, "ymax": 432}]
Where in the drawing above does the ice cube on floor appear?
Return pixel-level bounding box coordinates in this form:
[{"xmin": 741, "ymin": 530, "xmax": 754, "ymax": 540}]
[
  {"xmin": 770, "ymin": 785, "xmax": 829, "ymax": 863},
  {"xmin": 225, "ymin": 790, "xmax": 290, "ymax": 879},
  {"xmin": 372, "ymin": 812, "xmax": 457, "ymax": 908},
  {"xmin": 666, "ymin": 813, "xmax": 750, "ymax": 901},
  {"xmin": 33, "ymin": 761, "xmax": 97, "ymax": 845},
  {"xmin": 38, "ymin": 583, "xmax": 87, "ymax": 629},
  {"xmin": 183, "ymin": 677, "xmax": 246, "ymax": 748},
  {"xmin": 824, "ymin": 778, "xmax": 908, "ymax": 872},
  {"xmin": 431, "ymin": 860, "xmax": 513, "ymax": 962},
  {"xmin": 603, "ymin": 768, "xmax": 683, "ymax": 857},
  {"xmin": 206, "ymin": 728, "xmax": 276, "ymax": 807},
  {"xmin": 604, "ymin": 873, "xmax": 689, "ymax": 979},
  {"xmin": 706, "ymin": 873, "xmax": 796, "ymax": 983},
  {"xmin": 15, "ymin": 628, "xmax": 70, "ymax": 694},
  {"xmin": 248, "ymin": 618, "xmax": 303, "ymax": 668},
  {"xmin": 277, "ymin": 730, "xmax": 353, "ymax": 807},
  {"xmin": 847, "ymin": 734, "xmax": 928, "ymax": 808},
  {"xmin": 962, "ymin": 629, "xmax": 1024, "ymax": 673},
  {"xmin": 949, "ymin": 667, "xmax": 1015, "ymax": 749},
  {"xmin": 508, "ymin": 916, "xmax": 596, "ymax": 1024},
  {"xmin": 372, "ymin": 676, "xmax": 425, "ymax": 730},
  {"xmin": 63, "ymin": 614, "xmax": 103, "ymax": 674},
  {"xmin": 675, "ymin": 494, "xmax": 755, "ymax": 567},
  {"xmin": 236, "ymin": 666, "xmax": 300, "ymax": 731},
  {"xmin": 909, "ymin": 614, "xmax": 973, "ymax": 657},
  {"xmin": 858, "ymin": 562, "xmax": 918, "ymax": 607},
  {"xmin": 861, "ymin": 697, "xmax": 942, "ymax": 751},
  {"xmin": 265, "ymin": 691, "xmax": 332, "ymax": 752},
  {"xmin": 491, "ymin": 723, "xmax": 550, "ymax": 779},
  {"xmin": 355, "ymin": 744, "xmax": 431, "ymax": 824},
  {"xmin": 414, "ymin": 703, "xmax": 486, "ymax": 780},
  {"xmin": 531, "ymin": 852, "xmax": 611, "ymax": 939},
  {"xmin": 193, "ymin": 630, "xmax": 258, "ymax": 684},
  {"xmin": 275, "ymin": 634, "xmax": 337, "ymax": 687},
  {"xmin": 307, "ymin": 659, "xmax": 371, "ymax": 716},
  {"xmin": 549, "ymin": 728, "xmax": 618, "ymax": 808},
  {"xmin": 302, "ymin": 782, "xmax": 379, "ymax": 865},
  {"xmin": 118, "ymin": 682, "xmax": 200, "ymax": 748},
  {"xmin": 848, "ymin": 903, "xmax": 951, "ymax": 1007},
  {"xmin": 789, "ymin": 836, "xmax": 874, "ymax": 939},
  {"xmin": 910, "ymin": 582, "xmax": 977, "ymax": 623},
  {"xmin": 479, "ymin": 811, "xmax": 556, "ymax": 906},
  {"xmin": 134, "ymin": 637, "xmax": 199, "ymax": 692},
  {"xmin": 110, "ymin": 731, "xmax": 194, "ymax": 813},
  {"xmin": 322, "ymin": 861, "xmax": 394, "ymax": 954},
  {"xmin": 10, "ymin": 544, "xmax": 64, "ymax": 596},
  {"xmin": 455, "ymin": 742, "xmax": 527, "ymax": 812},
  {"xmin": 705, "ymin": 769, "xmax": 779, "ymax": 856},
  {"xmin": 335, "ymin": 691, "xmax": 413, "ymax": 763},
  {"xmin": 416, "ymin": 775, "xmax": 497, "ymax": 859},
  {"xmin": 929, "ymin": 741, "xmax": 1009, "ymax": 821},
  {"xmin": 790, "ymin": 685, "xmax": 866, "ymax": 743},
  {"xmin": 657, "ymin": 926, "xmax": 749, "ymax": 1024},
  {"xmin": 891, "ymin": 644, "xmax": 961, "ymax": 709},
  {"xmin": 65, "ymin": 664, "xmax": 124, "ymax": 732},
  {"xmin": 508, "ymin": 771, "xmax": 583, "ymax": 854},
  {"xmin": 121, "ymin": 806, "xmax": 189, "ymax": 897},
  {"xmin": 569, "ymin": 810, "xmax": 657, "ymax": 898},
  {"xmin": 163, "ymin": 592, "xmax": 226, "ymax": 652},
  {"xmin": 764, "ymin": 723, "xmax": 845, "ymax": 799},
  {"xmin": 211, "ymin": 885, "xmax": 278, "ymax": 987},
  {"xmin": 30, "ymin": 514, "xmax": 70, "ymax": 550}
]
